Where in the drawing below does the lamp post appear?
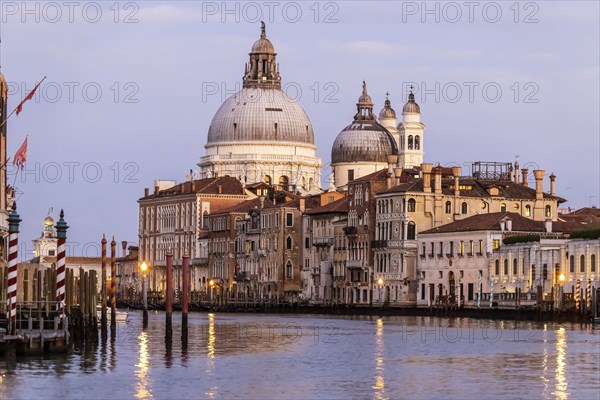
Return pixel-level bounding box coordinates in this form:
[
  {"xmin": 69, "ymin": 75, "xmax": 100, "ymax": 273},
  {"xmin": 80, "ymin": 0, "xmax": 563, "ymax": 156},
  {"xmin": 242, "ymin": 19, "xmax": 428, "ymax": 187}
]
[
  {"xmin": 378, "ymin": 277, "xmax": 384, "ymax": 309},
  {"xmin": 140, "ymin": 261, "xmax": 148, "ymax": 328}
]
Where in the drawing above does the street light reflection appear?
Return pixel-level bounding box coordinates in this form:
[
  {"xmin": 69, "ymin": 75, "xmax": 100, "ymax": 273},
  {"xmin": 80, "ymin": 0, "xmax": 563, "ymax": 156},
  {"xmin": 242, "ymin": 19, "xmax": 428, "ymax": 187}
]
[
  {"xmin": 553, "ymin": 327, "xmax": 569, "ymax": 400},
  {"xmin": 206, "ymin": 313, "xmax": 218, "ymax": 398},
  {"xmin": 135, "ymin": 331, "xmax": 152, "ymax": 399},
  {"xmin": 372, "ymin": 318, "xmax": 386, "ymax": 399}
]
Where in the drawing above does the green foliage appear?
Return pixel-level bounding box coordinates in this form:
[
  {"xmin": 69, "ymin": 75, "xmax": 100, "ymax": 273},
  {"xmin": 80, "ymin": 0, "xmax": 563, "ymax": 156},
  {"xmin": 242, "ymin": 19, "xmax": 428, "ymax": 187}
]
[
  {"xmin": 570, "ymin": 229, "xmax": 600, "ymax": 239},
  {"xmin": 502, "ymin": 235, "xmax": 540, "ymax": 245}
]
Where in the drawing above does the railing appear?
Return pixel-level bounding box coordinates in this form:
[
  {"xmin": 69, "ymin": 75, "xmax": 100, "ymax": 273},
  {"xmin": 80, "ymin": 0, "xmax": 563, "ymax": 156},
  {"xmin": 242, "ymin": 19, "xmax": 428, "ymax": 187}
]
[
  {"xmin": 313, "ymin": 237, "xmax": 334, "ymax": 246},
  {"xmin": 346, "ymin": 260, "xmax": 363, "ymax": 269},
  {"xmin": 370, "ymin": 240, "xmax": 388, "ymax": 249}
]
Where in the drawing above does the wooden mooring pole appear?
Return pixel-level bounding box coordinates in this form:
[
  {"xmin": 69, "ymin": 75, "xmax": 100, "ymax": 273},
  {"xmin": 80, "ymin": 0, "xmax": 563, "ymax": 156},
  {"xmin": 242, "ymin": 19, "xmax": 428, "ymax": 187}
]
[
  {"xmin": 182, "ymin": 252, "xmax": 190, "ymax": 345},
  {"xmin": 165, "ymin": 248, "xmax": 173, "ymax": 342}
]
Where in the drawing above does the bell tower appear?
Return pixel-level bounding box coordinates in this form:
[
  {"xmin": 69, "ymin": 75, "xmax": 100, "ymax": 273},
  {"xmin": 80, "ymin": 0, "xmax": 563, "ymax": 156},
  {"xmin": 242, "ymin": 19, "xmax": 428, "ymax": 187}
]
[{"xmin": 398, "ymin": 90, "xmax": 425, "ymax": 169}]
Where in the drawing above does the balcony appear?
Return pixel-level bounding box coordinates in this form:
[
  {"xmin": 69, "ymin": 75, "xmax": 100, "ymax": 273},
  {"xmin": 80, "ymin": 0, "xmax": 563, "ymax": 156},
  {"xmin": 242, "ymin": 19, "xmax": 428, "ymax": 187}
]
[
  {"xmin": 235, "ymin": 271, "xmax": 250, "ymax": 282},
  {"xmin": 313, "ymin": 237, "xmax": 334, "ymax": 246},
  {"xmin": 346, "ymin": 260, "xmax": 363, "ymax": 269},
  {"xmin": 370, "ymin": 240, "xmax": 388, "ymax": 249},
  {"xmin": 343, "ymin": 226, "xmax": 357, "ymax": 236},
  {"xmin": 311, "ymin": 267, "xmax": 320, "ymax": 276}
]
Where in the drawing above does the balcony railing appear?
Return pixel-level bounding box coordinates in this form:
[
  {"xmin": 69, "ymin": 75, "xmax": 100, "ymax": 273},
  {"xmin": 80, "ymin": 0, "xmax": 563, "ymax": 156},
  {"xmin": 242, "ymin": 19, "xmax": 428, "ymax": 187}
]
[
  {"xmin": 343, "ymin": 226, "xmax": 357, "ymax": 236},
  {"xmin": 346, "ymin": 260, "xmax": 363, "ymax": 269},
  {"xmin": 235, "ymin": 271, "xmax": 250, "ymax": 281},
  {"xmin": 313, "ymin": 237, "xmax": 334, "ymax": 246},
  {"xmin": 370, "ymin": 240, "xmax": 388, "ymax": 249}
]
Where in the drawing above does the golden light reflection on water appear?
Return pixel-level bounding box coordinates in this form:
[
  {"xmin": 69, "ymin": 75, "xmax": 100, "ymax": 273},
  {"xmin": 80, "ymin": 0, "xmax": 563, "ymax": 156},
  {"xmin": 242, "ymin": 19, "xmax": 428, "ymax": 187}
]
[
  {"xmin": 552, "ymin": 327, "xmax": 569, "ymax": 400},
  {"xmin": 372, "ymin": 318, "xmax": 387, "ymax": 400},
  {"xmin": 541, "ymin": 324, "xmax": 549, "ymax": 398},
  {"xmin": 135, "ymin": 331, "xmax": 152, "ymax": 399},
  {"xmin": 206, "ymin": 313, "xmax": 218, "ymax": 399}
]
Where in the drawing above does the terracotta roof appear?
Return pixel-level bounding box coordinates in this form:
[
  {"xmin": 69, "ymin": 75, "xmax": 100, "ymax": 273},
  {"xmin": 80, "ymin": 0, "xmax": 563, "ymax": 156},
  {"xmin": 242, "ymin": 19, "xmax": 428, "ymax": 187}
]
[
  {"xmin": 421, "ymin": 212, "xmax": 561, "ymax": 234},
  {"xmin": 349, "ymin": 168, "xmax": 389, "ymax": 184},
  {"xmin": 140, "ymin": 176, "xmax": 245, "ymax": 200},
  {"xmin": 40, "ymin": 256, "xmax": 103, "ymax": 265},
  {"xmin": 214, "ymin": 197, "xmax": 265, "ymax": 215},
  {"xmin": 305, "ymin": 197, "xmax": 349, "ymax": 215}
]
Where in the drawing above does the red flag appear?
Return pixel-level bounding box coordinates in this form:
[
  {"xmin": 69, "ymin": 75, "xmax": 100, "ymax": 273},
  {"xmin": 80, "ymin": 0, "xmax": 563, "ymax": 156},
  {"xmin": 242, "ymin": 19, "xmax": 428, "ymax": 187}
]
[
  {"xmin": 15, "ymin": 77, "xmax": 46, "ymax": 116},
  {"xmin": 13, "ymin": 136, "xmax": 27, "ymax": 170}
]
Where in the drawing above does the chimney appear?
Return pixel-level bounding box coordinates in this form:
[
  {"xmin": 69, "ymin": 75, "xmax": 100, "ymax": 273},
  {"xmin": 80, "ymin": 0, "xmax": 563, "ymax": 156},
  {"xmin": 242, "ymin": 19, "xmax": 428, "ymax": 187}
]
[
  {"xmin": 259, "ymin": 196, "xmax": 265, "ymax": 209},
  {"xmin": 154, "ymin": 185, "xmax": 159, "ymax": 196},
  {"xmin": 421, "ymin": 163, "xmax": 433, "ymax": 193},
  {"xmin": 549, "ymin": 173, "xmax": 556, "ymax": 196},
  {"xmin": 121, "ymin": 241, "xmax": 127, "ymax": 257},
  {"xmin": 514, "ymin": 161, "xmax": 520, "ymax": 183},
  {"xmin": 521, "ymin": 168, "xmax": 529, "ymax": 187},
  {"xmin": 545, "ymin": 219, "xmax": 553, "ymax": 233},
  {"xmin": 434, "ymin": 166, "xmax": 442, "ymax": 194},
  {"xmin": 144, "ymin": 187, "xmax": 149, "ymax": 197},
  {"xmin": 533, "ymin": 170, "xmax": 544, "ymax": 200},
  {"xmin": 218, "ymin": 185, "xmax": 223, "ymax": 194},
  {"xmin": 191, "ymin": 181, "xmax": 196, "ymax": 192},
  {"xmin": 506, "ymin": 218, "xmax": 513, "ymax": 231},
  {"xmin": 393, "ymin": 167, "xmax": 403, "ymax": 185},
  {"xmin": 214, "ymin": 172, "xmax": 219, "ymax": 178},
  {"xmin": 452, "ymin": 166, "xmax": 461, "ymax": 196},
  {"xmin": 500, "ymin": 220, "xmax": 506, "ymax": 231},
  {"xmin": 386, "ymin": 155, "xmax": 398, "ymax": 189},
  {"xmin": 299, "ymin": 198, "xmax": 306, "ymax": 213}
]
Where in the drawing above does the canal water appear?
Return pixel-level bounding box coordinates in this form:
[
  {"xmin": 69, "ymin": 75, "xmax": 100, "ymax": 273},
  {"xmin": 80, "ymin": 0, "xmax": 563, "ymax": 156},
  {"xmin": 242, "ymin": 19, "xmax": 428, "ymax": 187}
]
[{"xmin": 0, "ymin": 311, "xmax": 598, "ymax": 399}]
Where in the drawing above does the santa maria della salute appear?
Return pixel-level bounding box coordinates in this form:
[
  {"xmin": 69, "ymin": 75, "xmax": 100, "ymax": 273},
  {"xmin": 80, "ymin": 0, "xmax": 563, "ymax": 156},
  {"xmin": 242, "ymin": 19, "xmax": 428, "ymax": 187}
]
[{"xmin": 197, "ymin": 24, "xmax": 423, "ymax": 193}]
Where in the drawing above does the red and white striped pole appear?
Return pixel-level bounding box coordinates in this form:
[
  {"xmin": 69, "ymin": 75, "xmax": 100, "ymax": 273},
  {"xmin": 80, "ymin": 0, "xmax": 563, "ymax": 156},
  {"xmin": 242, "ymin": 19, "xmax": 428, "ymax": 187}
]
[
  {"xmin": 587, "ymin": 279, "xmax": 592, "ymax": 311},
  {"xmin": 55, "ymin": 210, "xmax": 69, "ymax": 318},
  {"xmin": 575, "ymin": 279, "xmax": 581, "ymax": 311},
  {"xmin": 6, "ymin": 204, "xmax": 21, "ymax": 334}
]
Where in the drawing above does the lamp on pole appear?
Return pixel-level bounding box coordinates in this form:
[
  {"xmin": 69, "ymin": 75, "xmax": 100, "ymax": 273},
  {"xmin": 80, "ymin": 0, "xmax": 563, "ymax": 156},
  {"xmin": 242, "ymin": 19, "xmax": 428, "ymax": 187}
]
[{"xmin": 140, "ymin": 261, "xmax": 149, "ymax": 328}]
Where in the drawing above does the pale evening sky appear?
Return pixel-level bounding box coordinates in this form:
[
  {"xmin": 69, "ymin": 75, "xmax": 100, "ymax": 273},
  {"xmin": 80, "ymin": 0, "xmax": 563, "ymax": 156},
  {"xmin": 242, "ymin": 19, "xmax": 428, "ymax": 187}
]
[{"xmin": 1, "ymin": 1, "xmax": 598, "ymax": 259}]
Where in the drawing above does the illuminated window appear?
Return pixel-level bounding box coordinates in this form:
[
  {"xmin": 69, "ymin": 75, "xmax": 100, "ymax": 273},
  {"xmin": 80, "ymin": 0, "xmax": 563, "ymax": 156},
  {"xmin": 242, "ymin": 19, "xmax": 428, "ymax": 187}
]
[
  {"xmin": 525, "ymin": 205, "xmax": 532, "ymax": 217},
  {"xmin": 407, "ymin": 198, "xmax": 416, "ymax": 212},
  {"xmin": 545, "ymin": 205, "xmax": 551, "ymax": 218},
  {"xmin": 500, "ymin": 203, "xmax": 507, "ymax": 212}
]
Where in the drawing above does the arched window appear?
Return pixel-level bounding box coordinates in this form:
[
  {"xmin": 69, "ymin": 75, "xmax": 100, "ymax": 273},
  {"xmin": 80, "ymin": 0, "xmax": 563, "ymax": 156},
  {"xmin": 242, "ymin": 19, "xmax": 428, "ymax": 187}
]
[
  {"xmin": 503, "ymin": 259, "xmax": 509, "ymax": 275},
  {"xmin": 264, "ymin": 175, "xmax": 272, "ymax": 185},
  {"xmin": 445, "ymin": 201, "xmax": 452, "ymax": 214},
  {"xmin": 495, "ymin": 259, "xmax": 500, "ymax": 275},
  {"xmin": 580, "ymin": 255, "xmax": 585, "ymax": 272},
  {"xmin": 407, "ymin": 222, "xmax": 416, "ymax": 240},
  {"xmin": 569, "ymin": 255, "xmax": 575, "ymax": 273},
  {"xmin": 286, "ymin": 236, "xmax": 293, "ymax": 250},
  {"xmin": 525, "ymin": 205, "xmax": 532, "ymax": 217},
  {"xmin": 461, "ymin": 202, "xmax": 468, "ymax": 214},
  {"xmin": 414, "ymin": 135, "xmax": 420, "ymax": 150},
  {"xmin": 407, "ymin": 198, "xmax": 416, "ymax": 212},
  {"xmin": 592, "ymin": 254, "xmax": 596, "ymax": 272},
  {"xmin": 286, "ymin": 261, "xmax": 293, "ymax": 279},
  {"xmin": 545, "ymin": 205, "xmax": 551, "ymax": 218},
  {"xmin": 500, "ymin": 203, "xmax": 507, "ymax": 212},
  {"xmin": 408, "ymin": 135, "xmax": 413, "ymax": 150},
  {"xmin": 279, "ymin": 175, "xmax": 289, "ymax": 191},
  {"xmin": 513, "ymin": 258, "xmax": 518, "ymax": 275}
]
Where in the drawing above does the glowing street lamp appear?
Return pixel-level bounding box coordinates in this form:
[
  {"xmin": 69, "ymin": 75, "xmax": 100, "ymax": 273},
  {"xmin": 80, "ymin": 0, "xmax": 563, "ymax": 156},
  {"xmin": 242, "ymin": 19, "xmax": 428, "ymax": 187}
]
[
  {"xmin": 559, "ymin": 274, "xmax": 565, "ymax": 282},
  {"xmin": 377, "ymin": 278, "xmax": 384, "ymax": 309}
]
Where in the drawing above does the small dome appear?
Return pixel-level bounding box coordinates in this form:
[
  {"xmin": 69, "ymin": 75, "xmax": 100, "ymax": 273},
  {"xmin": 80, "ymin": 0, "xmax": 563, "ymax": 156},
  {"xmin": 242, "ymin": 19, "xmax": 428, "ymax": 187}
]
[
  {"xmin": 357, "ymin": 81, "xmax": 373, "ymax": 106},
  {"xmin": 251, "ymin": 37, "xmax": 275, "ymax": 54},
  {"xmin": 331, "ymin": 121, "xmax": 398, "ymax": 164},
  {"xmin": 379, "ymin": 97, "xmax": 396, "ymax": 119},
  {"xmin": 44, "ymin": 216, "xmax": 54, "ymax": 226},
  {"xmin": 402, "ymin": 92, "xmax": 420, "ymax": 114}
]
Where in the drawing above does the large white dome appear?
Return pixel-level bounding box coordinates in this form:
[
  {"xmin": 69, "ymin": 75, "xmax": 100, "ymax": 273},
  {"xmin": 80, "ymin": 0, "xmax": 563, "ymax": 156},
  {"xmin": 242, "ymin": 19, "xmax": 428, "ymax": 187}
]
[{"xmin": 206, "ymin": 87, "xmax": 315, "ymax": 146}]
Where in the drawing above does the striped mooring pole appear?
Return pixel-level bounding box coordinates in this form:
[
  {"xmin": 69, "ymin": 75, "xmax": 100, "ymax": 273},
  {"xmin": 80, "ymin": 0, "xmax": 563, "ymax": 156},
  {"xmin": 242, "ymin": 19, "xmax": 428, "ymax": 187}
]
[
  {"xmin": 6, "ymin": 203, "xmax": 21, "ymax": 334},
  {"xmin": 587, "ymin": 279, "xmax": 592, "ymax": 311},
  {"xmin": 477, "ymin": 271, "xmax": 482, "ymax": 309},
  {"xmin": 489, "ymin": 276, "xmax": 494, "ymax": 309},
  {"xmin": 111, "ymin": 236, "xmax": 117, "ymax": 326},
  {"xmin": 55, "ymin": 210, "xmax": 69, "ymax": 319},
  {"xmin": 575, "ymin": 279, "xmax": 581, "ymax": 311}
]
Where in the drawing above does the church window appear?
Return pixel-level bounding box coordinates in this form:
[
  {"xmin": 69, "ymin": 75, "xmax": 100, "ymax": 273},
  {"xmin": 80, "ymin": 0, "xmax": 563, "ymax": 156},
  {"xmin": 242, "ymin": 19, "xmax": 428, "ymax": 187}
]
[
  {"xmin": 407, "ymin": 222, "xmax": 416, "ymax": 240},
  {"xmin": 461, "ymin": 202, "xmax": 468, "ymax": 214},
  {"xmin": 500, "ymin": 203, "xmax": 507, "ymax": 212},
  {"xmin": 408, "ymin": 135, "xmax": 413, "ymax": 150},
  {"xmin": 414, "ymin": 135, "xmax": 420, "ymax": 150},
  {"xmin": 407, "ymin": 198, "xmax": 416, "ymax": 212},
  {"xmin": 279, "ymin": 176, "xmax": 289, "ymax": 190},
  {"xmin": 545, "ymin": 205, "xmax": 551, "ymax": 218},
  {"xmin": 525, "ymin": 205, "xmax": 531, "ymax": 217},
  {"xmin": 445, "ymin": 201, "xmax": 451, "ymax": 214}
]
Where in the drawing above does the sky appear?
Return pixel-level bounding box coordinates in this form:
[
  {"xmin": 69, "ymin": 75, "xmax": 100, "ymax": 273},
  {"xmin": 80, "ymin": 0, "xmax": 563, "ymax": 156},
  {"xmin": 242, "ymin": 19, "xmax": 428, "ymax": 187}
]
[{"xmin": 1, "ymin": 1, "xmax": 598, "ymax": 260}]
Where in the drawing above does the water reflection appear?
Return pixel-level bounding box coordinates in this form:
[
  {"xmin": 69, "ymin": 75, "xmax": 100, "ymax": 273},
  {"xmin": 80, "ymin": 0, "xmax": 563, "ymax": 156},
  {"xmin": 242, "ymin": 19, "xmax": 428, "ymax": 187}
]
[
  {"xmin": 135, "ymin": 331, "xmax": 152, "ymax": 399},
  {"xmin": 541, "ymin": 324, "xmax": 549, "ymax": 398},
  {"xmin": 372, "ymin": 318, "xmax": 386, "ymax": 400},
  {"xmin": 205, "ymin": 313, "xmax": 217, "ymax": 398},
  {"xmin": 553, "ymin": 327, "xmax": 569, "ymax": 400}
]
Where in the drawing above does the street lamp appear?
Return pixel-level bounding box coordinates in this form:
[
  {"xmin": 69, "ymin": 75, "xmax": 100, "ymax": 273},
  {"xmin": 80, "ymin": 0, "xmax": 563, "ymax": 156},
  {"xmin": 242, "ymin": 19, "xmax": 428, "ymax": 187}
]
[{"xmin": 140, "ymin": 261, "xmax": 149, "ymax": 328}]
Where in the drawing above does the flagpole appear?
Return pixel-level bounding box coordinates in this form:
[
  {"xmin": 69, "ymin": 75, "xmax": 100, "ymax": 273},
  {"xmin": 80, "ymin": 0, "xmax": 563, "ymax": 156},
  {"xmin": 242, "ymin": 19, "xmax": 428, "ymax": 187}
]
[{"xmin": 0, "ymin": 76, "xmax": 46, "ymax": 130}]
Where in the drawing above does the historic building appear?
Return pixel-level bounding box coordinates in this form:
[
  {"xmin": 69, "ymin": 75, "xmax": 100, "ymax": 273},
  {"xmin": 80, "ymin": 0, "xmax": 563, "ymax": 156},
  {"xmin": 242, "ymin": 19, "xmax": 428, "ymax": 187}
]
[
  {"xmin": 137, "ymin": 176, "xmax": 251, "ymax": 292},
  {"xmin": 331, "ymin": 82, "xmax": 399, "ymax": 190},
  {"xmin": 198, "ymin": 24, "xmax": 322, "ymax": 192}
]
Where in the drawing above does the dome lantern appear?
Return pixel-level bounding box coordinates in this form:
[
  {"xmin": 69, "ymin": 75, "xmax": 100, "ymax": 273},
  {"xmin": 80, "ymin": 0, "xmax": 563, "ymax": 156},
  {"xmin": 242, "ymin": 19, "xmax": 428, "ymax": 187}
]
[{"xmin": 243, "ymin": 21, "xmax": 281, "ymax": 89}]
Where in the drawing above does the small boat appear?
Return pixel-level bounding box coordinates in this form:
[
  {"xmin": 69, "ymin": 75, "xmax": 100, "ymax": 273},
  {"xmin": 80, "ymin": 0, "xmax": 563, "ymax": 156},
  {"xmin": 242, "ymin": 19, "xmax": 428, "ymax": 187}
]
[{"xmin": 96, "ymin": 306, "xmax": 129, "ymax": 323}]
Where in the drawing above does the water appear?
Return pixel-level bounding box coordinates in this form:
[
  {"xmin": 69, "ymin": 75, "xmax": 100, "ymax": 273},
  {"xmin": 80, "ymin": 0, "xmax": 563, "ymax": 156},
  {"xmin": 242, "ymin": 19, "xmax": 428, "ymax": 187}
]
[{"xmin": 1, "ymin": 311, "xmax": 598, "ymax": 399}]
